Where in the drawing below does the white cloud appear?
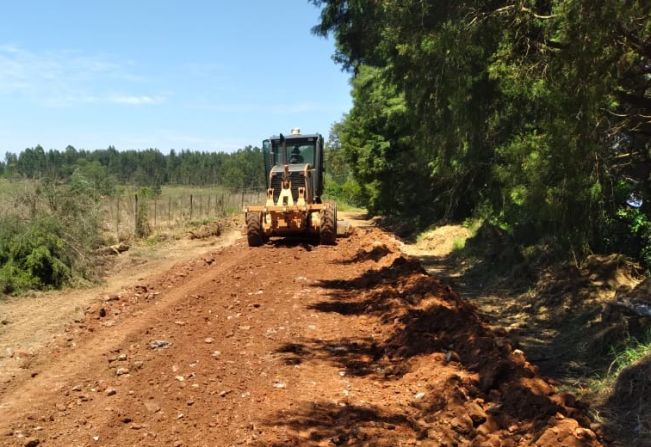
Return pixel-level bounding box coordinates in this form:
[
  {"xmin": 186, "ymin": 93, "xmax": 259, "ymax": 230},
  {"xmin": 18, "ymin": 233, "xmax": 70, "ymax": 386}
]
[
  {"xmin": 108, "ymin": 95, "xmax": 165, "ymax": 105},
  {"xmin": 0, "ymin": 44, "xmax": 163, "ymax": 107},
  {"xmin": 188, "ymin": 101, "xmax": 325, "ymax": 115}
]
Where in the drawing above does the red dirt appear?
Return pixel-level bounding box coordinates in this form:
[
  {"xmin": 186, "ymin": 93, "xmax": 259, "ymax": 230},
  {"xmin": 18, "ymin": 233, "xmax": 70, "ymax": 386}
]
[{"xmin": 0, "ymin": 228, "xmax": 603, "ymax": 446}]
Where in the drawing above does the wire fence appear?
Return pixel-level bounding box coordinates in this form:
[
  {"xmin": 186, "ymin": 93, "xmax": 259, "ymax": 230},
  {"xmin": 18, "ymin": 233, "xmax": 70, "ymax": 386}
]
[
  {"xmin": 0, "ymin": 179, "xmax": 267, "ymax": 241},
  {"xmin": 103, "ymin": 188, "xmax": 265, "ymax": 240}
]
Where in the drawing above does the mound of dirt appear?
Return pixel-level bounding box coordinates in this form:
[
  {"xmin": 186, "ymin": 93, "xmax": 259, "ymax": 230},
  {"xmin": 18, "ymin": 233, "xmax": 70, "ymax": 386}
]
[
  {"xmin": 535, "ymin": 254, "xmax": 640, "ymax": 308},
  {"xmin": 187, "ymin": 221, "xmax": 222, "ymax": 239},
  {"xmin": 282, "ymin": 229, "xmax": 605, "ymax": 446},
  {"xmin": 523, "ymin": 254, "xmax": 646, "ymax": 363},
  {"xmin": 415, "ymin": 225, "xmax": 472, "ymax": 257},
  {"xmin": 600, "ymin": 354, "xmax": 651, "ymax": 446}
]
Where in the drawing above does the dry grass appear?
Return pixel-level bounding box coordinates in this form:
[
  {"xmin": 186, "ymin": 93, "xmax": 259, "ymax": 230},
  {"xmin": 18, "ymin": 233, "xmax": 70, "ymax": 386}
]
[
  {"xmin": 102, "ymin": 186, "xmax": 262, "ymax": 242},
  {"xmin": 0, "ymin": 180, "xmax": 263, "ymax": 243}
]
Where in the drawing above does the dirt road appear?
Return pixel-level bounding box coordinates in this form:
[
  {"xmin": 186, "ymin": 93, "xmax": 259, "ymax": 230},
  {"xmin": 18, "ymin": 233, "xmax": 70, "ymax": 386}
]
[{"xmin": 0, "ymin": 228, "xmax": 603, "ymax": 446}]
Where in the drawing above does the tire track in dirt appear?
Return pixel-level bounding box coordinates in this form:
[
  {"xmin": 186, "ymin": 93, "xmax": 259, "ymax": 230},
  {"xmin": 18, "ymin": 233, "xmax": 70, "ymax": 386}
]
[
  {"xmin": 0, "ymin": 245, "xmax": 252, "ymax": 438},
  {"xmin": 0, "ymin": 229, "xmax": 242, "ymax": 387},
  {"xmin": 0, "ymin": 229, "xmax": 605, "ymax": 446}
]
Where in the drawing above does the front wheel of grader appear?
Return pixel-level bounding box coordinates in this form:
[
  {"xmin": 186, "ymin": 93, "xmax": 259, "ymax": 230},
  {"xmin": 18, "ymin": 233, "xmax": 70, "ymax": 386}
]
[
  {"xmin": 319, "ymin": 203, "xmax": 337, "ymax": 245},
  {"xmin": 246, "ymin": 212, "xmax": 266, "ymax": 247}
]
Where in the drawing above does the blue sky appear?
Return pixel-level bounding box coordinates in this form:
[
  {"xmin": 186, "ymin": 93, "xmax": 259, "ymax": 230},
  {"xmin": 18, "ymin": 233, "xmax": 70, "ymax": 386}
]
[{"xmin": 0, "ymin": 1, "xmax": 351, "ymax": 158}]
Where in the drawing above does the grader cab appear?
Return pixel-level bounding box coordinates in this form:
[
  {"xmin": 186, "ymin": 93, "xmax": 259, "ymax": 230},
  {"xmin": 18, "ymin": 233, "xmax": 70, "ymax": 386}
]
[{"xmin": 243, "ymin": 129, "xmax": 337, "ymax": 246}]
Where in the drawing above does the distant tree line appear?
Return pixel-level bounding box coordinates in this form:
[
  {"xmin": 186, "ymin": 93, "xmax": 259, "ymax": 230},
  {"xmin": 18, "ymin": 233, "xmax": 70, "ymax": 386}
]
[
  {"xmin": 312, "ymin": 0, "xmax": 651, "ymax": 265},
  {"xmin": 0, "ymin": 145, "xmax": 265, "ymax": 191}
]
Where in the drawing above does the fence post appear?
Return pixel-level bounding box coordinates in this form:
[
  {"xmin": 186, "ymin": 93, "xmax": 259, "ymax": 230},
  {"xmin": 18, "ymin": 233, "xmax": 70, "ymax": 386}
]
[
  {"xmin": 116, "ymin": 196, "xmax": 120, "ymax": 239},
  {"xmin": 154, "ymin": 199, "xmax": 157, "ymax": 228},
  {"xmin": 207, "ymin": 195, "xmax": 211, "ymax": 217},
  {"xmin": 190, "ymin": 194, "xmax": 193, "ymax": 220},
  {"xmin": 168, "ymin": 197, "xmax": 172, "ymax": 227},
  {"xmin": 134, "ymin": 193, "xmax": 138, "ymax": 235}
]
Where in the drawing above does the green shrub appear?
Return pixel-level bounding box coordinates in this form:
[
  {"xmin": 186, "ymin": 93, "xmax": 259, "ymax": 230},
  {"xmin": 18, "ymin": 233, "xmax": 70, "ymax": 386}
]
[
  {"xmin": 324, "ymin": 174, "xmax": 364, "ymax": 208},
  {"xmin": 451, "ymin": 238, "xmax": 466, "ymax": 252},
  {"xmin": 613, "ymin": 207, "xmax": 651, "ymax": 270},
  {"xmin": 0, "ymin": 215, "xmax": 72, "ymax": 293},
  {"xmin": 0, "ymin": 175, "xmax": 104, "ymax": 296}
]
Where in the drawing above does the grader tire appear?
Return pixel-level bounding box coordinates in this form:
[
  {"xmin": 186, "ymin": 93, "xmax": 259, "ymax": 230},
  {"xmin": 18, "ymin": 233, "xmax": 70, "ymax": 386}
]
[
  {"xmin": 246, "ymin": 212, "xmax": 265, "ymax": 247},
  {"xmin": 320, "ymin": 204, "xmax": 337, "ymax": 245}
]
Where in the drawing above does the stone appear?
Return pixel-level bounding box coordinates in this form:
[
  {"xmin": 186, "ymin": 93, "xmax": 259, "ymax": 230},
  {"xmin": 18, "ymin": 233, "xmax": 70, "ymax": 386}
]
[
  {"xmin": 144, "ymin": 401, "xmax": 161, "ymax": 413},
  {"xmin": 105, "ymin": 388, "xmax": 117, "ymax": 396},
  {"xmin": 204, "ymin": 338, "xmax": 214, "ymax": 344},
  {"xmin": 116, "ymin": 367, "xmax": 129, "ymax": 376},
  {"xmin": 149, "ymin": 340, "xmax": 171, "ymax": 350},
  {"xmin": 24, "ymin": 439, "xmax": 40, "ymax": 447}
]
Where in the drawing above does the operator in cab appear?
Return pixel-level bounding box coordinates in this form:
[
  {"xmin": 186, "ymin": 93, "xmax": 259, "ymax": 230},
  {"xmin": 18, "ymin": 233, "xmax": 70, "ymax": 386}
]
[{"xmin": 289, "ymin": 146, "xmax": 304, "ymax": 164}]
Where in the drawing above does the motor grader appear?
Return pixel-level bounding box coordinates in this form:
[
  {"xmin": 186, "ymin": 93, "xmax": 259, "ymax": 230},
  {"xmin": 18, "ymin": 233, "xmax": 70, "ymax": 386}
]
[{"xmin": 243, "ymin": 129, "xmax": 337, "ymax": 246}]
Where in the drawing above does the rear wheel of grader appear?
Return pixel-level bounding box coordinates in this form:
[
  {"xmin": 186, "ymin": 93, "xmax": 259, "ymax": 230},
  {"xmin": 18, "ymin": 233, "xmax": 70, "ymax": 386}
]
[
  {"xmin": 320, "ymin": 203, "xmax": 337, "ymax": 245},
  {"xmin": 246, "ymin": 212, "xmax": 266, "ymax": 247}
]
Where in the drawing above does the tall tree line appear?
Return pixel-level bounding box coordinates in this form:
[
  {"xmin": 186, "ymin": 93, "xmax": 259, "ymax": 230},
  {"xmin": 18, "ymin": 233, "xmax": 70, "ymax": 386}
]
[
  {"xmin": 313, "ymin": 0, "xmax": 650, "ymax": 261},
  {"xmin": 1, "ymin": 145, "xmax": 265, "ymax": 190}
]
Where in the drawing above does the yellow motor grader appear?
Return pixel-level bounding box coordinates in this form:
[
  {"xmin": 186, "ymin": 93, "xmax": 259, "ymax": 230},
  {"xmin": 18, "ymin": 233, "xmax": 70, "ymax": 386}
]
[{"xmin": 243, "ymin": 129, "xmax": 337, "ymax": 246}]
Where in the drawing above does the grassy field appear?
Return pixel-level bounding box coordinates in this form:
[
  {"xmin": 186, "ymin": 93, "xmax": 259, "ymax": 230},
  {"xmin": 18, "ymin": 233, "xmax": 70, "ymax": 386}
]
[{"xmin": 0, "ymin": 178, "xmax": 34, "ymax": 208}]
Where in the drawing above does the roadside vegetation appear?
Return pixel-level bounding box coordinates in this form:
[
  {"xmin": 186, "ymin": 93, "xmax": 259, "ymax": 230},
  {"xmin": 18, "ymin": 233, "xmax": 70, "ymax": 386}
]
[
  {"xmin": 0, "ymin": 175, "xmax": 103, "ymax": 294},
  {"xmin": 312, "ymin": 0, "xmax": 650, "ymax": 268},
  {"xmin": 322, "ymin": 132, "xmax": 365, "ymax": 210},
  {"xmin": 588, "ymin": 330, "xmax": 651, "ymax": 395},
  {"xmin": 0, "ymin": 145, "xmax": 271, "ymax": 296}
]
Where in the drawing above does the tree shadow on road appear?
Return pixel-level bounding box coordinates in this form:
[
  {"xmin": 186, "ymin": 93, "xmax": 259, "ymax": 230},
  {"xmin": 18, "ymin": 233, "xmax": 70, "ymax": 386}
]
[
  {"xmin": 259, "ymin": 402, "xmax": 423, "ymax": 446},
  {"xmin": 276, "ymin": 336, "xmax": 408, "ymax": 378},
  {"xmin": 266, "ymin": 237, "xmax": 318, "ymax": 251}
]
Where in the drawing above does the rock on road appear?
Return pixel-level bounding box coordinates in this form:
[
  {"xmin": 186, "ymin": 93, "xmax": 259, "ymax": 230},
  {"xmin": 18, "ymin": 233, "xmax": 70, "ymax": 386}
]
[{"xmin": 0, "ymin": 228, "xmax": 603, "ymax": 447}]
